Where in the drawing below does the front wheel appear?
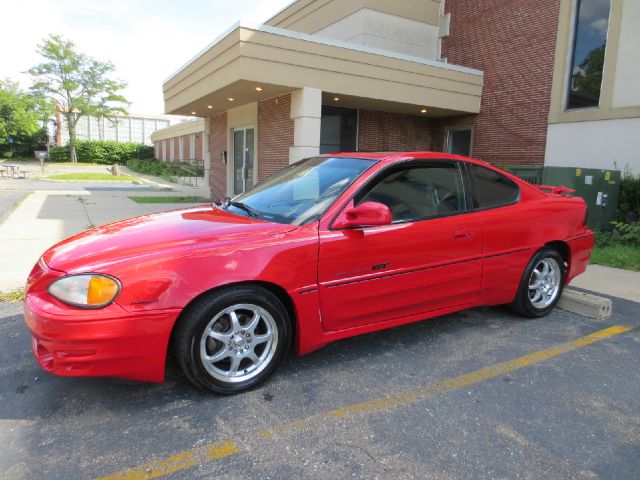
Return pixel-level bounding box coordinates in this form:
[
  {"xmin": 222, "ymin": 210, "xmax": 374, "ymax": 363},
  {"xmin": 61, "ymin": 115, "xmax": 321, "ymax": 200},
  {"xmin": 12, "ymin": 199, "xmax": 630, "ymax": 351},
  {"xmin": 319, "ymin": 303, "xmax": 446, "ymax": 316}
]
[
  {"xmin": 510, "ymin": 248, "xmax": 566, "ymax": 318},
  {"xmin": 173, "ymin": 286, "xmax": 291, "ymax": 394}
]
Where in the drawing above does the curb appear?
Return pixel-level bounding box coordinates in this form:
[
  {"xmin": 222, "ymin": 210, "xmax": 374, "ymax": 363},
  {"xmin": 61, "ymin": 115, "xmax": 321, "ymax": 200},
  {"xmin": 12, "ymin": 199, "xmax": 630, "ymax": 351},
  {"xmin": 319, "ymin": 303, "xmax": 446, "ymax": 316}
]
[{"xmin": 558, "ymin": 288, "xmax": 612, "ymax": 320}]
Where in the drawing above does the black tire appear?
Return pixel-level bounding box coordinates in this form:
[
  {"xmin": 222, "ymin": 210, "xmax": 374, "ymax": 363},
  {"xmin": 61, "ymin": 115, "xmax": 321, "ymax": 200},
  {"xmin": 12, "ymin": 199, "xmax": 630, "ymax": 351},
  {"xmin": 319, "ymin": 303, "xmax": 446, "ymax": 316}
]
[
  {"xmin": 509, "ymin": 247, "xmax": 566, "ymax": 318},
  {"xmin": 172, "ymin": 285, "xmax": 291, "ymax": 394}
]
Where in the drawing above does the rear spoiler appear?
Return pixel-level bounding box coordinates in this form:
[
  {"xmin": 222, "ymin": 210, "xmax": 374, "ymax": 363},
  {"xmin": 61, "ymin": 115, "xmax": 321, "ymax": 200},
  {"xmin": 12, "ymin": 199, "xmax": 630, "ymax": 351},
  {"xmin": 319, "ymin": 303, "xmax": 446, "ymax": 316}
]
[{"xmin": 536, "ymin": 185, "xmax": 576, "ymax": 195}]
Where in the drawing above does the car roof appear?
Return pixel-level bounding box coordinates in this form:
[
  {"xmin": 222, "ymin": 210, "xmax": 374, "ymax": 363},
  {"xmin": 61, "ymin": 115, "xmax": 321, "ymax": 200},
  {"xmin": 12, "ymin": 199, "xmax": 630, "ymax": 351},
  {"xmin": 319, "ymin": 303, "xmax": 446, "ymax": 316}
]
[{"xmin": 322, "ymin": 151, "xmax": 488, "ymax": 165}]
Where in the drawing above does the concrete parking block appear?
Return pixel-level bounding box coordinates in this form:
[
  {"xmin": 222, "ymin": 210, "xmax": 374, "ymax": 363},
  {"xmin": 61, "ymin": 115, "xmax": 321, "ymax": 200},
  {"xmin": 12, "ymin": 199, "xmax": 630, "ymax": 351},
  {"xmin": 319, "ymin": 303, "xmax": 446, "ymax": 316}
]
[{"xmin": 558, "ymin": 288, "xmax": 613, "ymax": 320}]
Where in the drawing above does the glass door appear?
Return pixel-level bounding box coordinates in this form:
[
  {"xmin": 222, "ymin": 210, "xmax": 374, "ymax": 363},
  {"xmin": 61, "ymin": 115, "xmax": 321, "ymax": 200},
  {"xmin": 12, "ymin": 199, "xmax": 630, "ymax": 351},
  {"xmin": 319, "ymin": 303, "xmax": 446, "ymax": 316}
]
[
  {"xmin": 445, "ymin": 127, "xmax": 472, "ymax": 156},
  {"xmin": 232, "ymin": 127, "xmax": 255, "ymax": 195}
]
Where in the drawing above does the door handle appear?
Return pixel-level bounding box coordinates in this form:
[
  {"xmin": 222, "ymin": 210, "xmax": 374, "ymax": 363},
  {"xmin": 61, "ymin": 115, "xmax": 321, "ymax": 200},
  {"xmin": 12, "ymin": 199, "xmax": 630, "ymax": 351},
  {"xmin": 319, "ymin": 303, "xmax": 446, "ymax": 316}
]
[{"xmin": 453, "ymin": 229, "xmax": 475, "ymax": 240}]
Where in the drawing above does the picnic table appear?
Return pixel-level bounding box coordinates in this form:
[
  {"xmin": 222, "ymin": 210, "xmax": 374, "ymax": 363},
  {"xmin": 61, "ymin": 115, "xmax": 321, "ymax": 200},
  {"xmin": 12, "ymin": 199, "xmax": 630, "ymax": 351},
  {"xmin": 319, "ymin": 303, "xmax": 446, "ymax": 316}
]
[{"xmin": 0, "ymin": 164, "xmax": 30, "ymax": 178}]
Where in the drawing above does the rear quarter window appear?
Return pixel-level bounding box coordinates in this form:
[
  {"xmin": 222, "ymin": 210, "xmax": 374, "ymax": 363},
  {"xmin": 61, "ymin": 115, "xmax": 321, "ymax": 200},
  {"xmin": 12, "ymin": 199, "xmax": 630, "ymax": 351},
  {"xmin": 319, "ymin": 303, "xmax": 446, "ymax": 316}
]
[{"xmin": 469, "ymin": 164, "xmax": 520, "ymax": 209}]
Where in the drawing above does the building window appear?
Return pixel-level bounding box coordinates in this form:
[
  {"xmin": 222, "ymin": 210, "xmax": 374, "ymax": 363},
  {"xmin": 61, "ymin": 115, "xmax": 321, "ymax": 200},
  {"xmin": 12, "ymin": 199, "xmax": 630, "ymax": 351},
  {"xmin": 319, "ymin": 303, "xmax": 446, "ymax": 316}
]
[
  {"xmin": 567, "ymin": 0, "xmax": 611, "ymax": 110},
  {"xmin": 445, "ymin": 127, "xmax": 472, "ymax": 157},
  {"xmin": 169, "ymin": 138, "xmax": 175, "ymax": 161},
  {"xmin": 320, "ymin": 106, "xmax": 357, "ymax": 154},
  {"xmin": 179, "ymin": 136, "xmax": 184, "ymax": 161},
  {"xmin": 190, "ymin": 133, "xmax": 196, "ymax": 160}
]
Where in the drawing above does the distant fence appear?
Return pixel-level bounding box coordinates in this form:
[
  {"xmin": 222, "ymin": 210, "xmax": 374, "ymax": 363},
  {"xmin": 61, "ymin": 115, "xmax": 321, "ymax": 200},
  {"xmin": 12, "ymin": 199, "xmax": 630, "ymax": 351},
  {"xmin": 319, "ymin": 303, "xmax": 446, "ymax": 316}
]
[{"xmin": 509, "ymin": 166, "xmax": 544, "ymax": 185}]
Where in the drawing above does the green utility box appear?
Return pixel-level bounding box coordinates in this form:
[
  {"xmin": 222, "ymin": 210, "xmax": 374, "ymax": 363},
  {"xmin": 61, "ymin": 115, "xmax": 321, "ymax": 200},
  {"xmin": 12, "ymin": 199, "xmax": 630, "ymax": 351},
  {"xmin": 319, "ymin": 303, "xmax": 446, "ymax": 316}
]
[{"xmin": 542, "ymin": 167, "xmax": 620, "ymax": 230}]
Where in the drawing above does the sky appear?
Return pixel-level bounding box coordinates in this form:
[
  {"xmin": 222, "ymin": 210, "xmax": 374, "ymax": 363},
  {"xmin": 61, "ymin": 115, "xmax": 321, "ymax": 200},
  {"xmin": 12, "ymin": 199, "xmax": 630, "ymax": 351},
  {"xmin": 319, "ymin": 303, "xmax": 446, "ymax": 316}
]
[
  {"xmin": 0, "ymin": 0, "xmax": 293, "ymax": 115},
  {"xmin": 574, "ymin": 0, "xmax": 611, "ymax": 63}
]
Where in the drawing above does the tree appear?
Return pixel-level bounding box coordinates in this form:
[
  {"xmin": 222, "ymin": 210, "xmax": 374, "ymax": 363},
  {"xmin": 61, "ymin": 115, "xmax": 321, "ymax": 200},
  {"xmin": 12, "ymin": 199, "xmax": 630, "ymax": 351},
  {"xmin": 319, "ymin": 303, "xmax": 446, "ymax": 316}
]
[
  {"xmin": 28, "ymin": 34, "xmax": 128, "ymax": 162},
  {"xmin": 0, "ymin": 79, "xmax": 53, "ymax": 157},
  {"xmin": 572, "ymin": 42, "xmax": 606, "ymax": 101}
]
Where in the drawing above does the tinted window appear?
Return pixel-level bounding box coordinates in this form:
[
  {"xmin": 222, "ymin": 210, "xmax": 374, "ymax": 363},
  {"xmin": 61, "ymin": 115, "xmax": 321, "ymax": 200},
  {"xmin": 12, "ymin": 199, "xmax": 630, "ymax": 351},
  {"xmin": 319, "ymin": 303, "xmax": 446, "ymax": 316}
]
[
  {"xmin": 446, "ymin": 128, "xmax": 472, "ymax": 156},
  {"xmin": 320, "ymin": 106, "xmax": 358, "ymax": 154},
  {"xmin": 357, "ymin": 163, "xmax": 466, "ymax": 223},
  {"xmin": 469, "ymin": 164, "xmax": 519, "ymax": 209},
  {"xmin": 229, "ymin": 156, "xmax": 375, "ymax": 225}
]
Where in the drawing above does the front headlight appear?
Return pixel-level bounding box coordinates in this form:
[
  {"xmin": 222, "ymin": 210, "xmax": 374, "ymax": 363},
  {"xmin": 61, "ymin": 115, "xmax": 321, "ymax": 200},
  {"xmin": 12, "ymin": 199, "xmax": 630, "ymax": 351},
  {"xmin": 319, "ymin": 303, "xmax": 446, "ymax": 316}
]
[{"xmin": 48, "ymin": 274, "xmax": 121, "ymax": 308}]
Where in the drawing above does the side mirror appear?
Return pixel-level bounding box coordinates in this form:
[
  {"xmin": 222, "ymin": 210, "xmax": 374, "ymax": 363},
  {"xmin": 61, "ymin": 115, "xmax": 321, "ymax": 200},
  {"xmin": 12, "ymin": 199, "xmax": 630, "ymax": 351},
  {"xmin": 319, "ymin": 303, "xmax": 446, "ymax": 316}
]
[{"xmin": 333, "ymin": 201, "xmax": 392, "ymax": 229}]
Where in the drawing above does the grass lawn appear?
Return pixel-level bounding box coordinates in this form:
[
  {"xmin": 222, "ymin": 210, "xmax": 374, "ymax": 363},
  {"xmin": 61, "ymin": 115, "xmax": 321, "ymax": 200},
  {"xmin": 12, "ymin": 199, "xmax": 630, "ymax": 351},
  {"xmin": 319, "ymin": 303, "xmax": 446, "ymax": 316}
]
[
  {"xmin": 129, "ymin": 195, "xmax": 210, "ymax": 204},
  {"xmin": 591, "ymin": 244, "xmax": 640, "ymax": 271},
  {"xmin": 45, "ymin": 173, "xmax": 136, "ymax": 182},
  {"xmin": 48, "ymin": 162, "xmax": 102, "ymax": 166},
  {"xmin": 0, "ymin": 157, "xmax": 35, "ymax": 164},
  {"xmin": 0, "ymin": 288, "xmax": 24, "ymax": 302}
]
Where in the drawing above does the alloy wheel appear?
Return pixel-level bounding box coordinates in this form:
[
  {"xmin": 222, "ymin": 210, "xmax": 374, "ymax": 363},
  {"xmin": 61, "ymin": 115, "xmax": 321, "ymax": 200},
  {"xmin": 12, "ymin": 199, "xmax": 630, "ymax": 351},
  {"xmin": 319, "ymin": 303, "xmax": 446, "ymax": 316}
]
[
  {"xmin": 528, "ymin": 257, "xmax": 561, "ymax": 309},
  {"xmin": 199, "ymin": 303, "xmax": 278, "ymax": 383}
]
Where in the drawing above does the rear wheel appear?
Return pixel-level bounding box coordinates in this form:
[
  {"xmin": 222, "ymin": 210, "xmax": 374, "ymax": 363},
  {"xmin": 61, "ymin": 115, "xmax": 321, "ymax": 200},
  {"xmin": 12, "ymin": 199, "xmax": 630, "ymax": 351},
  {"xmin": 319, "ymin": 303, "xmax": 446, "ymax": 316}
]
[
  {"xmin": 173, "ymin": 286, "xmax": 291, "ymax": 394},
  {"xmin": 510, "ymin": 248, "xmax": 565, "ymax": 318}
]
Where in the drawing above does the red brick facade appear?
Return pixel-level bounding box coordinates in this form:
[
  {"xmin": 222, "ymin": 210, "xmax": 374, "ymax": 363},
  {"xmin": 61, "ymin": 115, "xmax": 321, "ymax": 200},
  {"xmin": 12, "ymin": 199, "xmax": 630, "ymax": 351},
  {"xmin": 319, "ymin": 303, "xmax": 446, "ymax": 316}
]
[
  {"xmin": 430, "ymin": 114, "xmax": 476, "ymax": 155},
  {"xmin": 194, "ymin": 133, "xmax": 203, "ymax": 161},
  {"xmin": 201, "ymin": 0, "xmax": 562, "ymax": 195},
  {"xmin": 358, "ymin": 110, "xmax": 431, "ymax": 152},
  {"xmin": 440, "ymin": 0, "xmax": 561, "ymax": 166},
  {"xmin": 173, "ymin": 137, "xmax": 180, "ymax": 161},
  {"xmin": 182, "ymin": 135, "xmax": 190, "ymax": 161},
  {"xmin": 154, "ymin": 133, "xmax": 204, "ymax": 162},
  {"xmin": 209, "ymin": 112, "xmax": 228, "ymax": 201},
  {"xmin": 258, "ymin": 94, "xmax": 294, "ymax": 181}
]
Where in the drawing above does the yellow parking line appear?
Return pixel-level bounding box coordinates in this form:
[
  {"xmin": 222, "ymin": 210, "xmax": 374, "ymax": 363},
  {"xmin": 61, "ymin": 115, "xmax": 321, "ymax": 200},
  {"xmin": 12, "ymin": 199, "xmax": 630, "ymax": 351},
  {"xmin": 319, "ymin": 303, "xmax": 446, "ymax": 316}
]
[
  {"xmin": 99, "ymin": 324, "xmax": 631, "ymax": 480},
  {"xmin": 100, "ymin": 441, "xmax": 238, "ymax": 480}
]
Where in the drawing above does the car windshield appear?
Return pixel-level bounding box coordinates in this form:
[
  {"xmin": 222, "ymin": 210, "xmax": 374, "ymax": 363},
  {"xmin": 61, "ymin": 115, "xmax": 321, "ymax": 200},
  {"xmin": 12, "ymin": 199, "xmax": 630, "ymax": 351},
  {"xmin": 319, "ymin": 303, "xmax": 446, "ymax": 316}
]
[{"xmin": 225, "ymin": 156, "xmax": 376, "ymax": 225}]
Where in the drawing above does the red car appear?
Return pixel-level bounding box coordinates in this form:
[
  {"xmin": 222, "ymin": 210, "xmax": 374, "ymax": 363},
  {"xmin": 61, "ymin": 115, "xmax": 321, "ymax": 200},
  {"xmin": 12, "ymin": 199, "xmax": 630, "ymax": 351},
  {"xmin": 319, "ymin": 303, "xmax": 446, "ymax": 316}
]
[{"xmin": 23, "ymin": 152, "xmax": 594, "ymax": 394}]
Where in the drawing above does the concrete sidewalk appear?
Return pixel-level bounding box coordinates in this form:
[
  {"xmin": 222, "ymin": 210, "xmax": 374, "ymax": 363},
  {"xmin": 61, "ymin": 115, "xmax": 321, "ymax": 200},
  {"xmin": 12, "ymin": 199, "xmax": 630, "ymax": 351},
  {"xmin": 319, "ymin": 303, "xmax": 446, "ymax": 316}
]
[
  {"xmin": 0, "ymin": 190, "xmax": 208, "ymax": 291},
  {"xmin": 570, "ymin": 264, "xmax": 640, "ymax": 303}
]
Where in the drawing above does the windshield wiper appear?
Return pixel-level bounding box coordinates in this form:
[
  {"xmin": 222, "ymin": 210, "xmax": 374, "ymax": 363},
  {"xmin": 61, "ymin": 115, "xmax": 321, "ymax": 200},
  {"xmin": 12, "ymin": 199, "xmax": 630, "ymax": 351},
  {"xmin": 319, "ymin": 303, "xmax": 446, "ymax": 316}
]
[{"xmin": 229, "ymin": 201, "xmax": 260, "ymax": 219}]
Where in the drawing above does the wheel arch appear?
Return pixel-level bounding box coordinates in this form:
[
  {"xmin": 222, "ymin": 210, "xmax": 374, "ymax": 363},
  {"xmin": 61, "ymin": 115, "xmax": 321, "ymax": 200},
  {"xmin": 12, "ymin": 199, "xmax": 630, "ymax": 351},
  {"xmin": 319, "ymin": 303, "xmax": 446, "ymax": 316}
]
[
  {"xmin": 167, "ymin": 280, "xmax": 298, "ymax": 359},
  {"xmin": 544, "ymin": 240, "xmax": 570, "ymax": 273}
]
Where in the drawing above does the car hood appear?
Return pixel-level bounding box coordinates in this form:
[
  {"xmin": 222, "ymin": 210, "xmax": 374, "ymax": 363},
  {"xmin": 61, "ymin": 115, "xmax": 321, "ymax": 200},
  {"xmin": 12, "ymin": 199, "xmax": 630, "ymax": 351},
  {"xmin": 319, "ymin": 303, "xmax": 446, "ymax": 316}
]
[{"xmin": 42, "ymin": 205, "xmax": 297, "ymax": 273}]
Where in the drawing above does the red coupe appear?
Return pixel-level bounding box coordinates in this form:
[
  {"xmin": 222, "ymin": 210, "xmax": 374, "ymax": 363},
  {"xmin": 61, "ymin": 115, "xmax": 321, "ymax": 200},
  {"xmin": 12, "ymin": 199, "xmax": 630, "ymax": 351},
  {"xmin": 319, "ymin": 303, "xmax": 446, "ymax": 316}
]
[{"xmin": 23, "ymin": 152, "xmax": 594, "ymax": 393}]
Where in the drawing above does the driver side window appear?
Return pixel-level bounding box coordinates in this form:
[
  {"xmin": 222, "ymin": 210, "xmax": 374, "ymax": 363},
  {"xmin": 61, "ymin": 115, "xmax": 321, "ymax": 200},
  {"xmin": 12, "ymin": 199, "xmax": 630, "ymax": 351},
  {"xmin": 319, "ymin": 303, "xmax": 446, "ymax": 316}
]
[{"xmin": 357, "ymin": 162, "xmax": 466, "ymax": 223}]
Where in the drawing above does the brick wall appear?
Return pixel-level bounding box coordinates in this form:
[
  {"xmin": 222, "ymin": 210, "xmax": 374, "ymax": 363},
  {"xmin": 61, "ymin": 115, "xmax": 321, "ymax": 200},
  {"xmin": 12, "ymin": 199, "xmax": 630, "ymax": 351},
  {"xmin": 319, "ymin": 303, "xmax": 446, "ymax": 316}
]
[
  {"xmin": 181, "ymin": 135, "xmax": 190, "ymax": 161},
  {"xmin": 173, "ymin": 137, "xmax": 179, "ymax": 161},
  {"xmin": 153, "ymin": 134, "xmax": 204, "ymax": 162},
  {"xmin": 358, "ymin": 110, "xmax": 431, "ymax": 152},
  {"xmin": 258, "ymin": 94, "xmax": 294, "ymax": 181},
  {"xmin": 209, "ymin": 112, "xmax": 227, "ymax": 201},
  {"xmin": 430, "ymin": 114, "xmax": 476, "ymax": 154},
  {"xmin": 441, "ymin": 0, "xmax": 561, "ymax": 166}
]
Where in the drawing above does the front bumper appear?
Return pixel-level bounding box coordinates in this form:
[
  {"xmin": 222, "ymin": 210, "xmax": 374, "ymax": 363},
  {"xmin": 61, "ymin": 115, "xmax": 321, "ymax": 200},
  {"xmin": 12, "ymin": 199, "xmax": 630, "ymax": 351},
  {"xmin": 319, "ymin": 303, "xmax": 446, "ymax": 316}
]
[{"xmin": 23, "ymin": 260, "xmax": 180, "ymax": 383}]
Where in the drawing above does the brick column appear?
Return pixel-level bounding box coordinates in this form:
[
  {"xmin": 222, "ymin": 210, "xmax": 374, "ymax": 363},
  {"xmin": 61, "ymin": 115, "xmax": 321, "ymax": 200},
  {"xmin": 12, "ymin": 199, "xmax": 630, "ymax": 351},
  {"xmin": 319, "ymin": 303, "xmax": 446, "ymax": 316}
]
[
  {"xmin": 209, "ymin": 113, "xmax": 228, "ymax": 201},
  {"xmin": 203, "ymin": 117, "xmax": 211, "ymax": 197}
]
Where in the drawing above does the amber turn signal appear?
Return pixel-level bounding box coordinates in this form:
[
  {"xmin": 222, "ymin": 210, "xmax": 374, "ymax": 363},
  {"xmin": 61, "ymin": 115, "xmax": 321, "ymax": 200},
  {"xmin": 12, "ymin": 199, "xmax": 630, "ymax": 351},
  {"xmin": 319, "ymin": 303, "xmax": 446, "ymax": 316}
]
[{"xmin": 87, "ymin": 276, "xmax": 120, "ymax": 306}]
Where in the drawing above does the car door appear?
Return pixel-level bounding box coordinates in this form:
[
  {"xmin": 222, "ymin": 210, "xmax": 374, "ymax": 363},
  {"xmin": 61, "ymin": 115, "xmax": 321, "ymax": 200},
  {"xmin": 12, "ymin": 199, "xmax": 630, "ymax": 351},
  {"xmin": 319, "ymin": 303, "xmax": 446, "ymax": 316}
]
[
  {"xmin": 464, "ymin": 162, "xmax": 533, "ymax": 306},
  {"xmin": 318, "ymin": 160, "xmax": 483, "ymax": 331}
]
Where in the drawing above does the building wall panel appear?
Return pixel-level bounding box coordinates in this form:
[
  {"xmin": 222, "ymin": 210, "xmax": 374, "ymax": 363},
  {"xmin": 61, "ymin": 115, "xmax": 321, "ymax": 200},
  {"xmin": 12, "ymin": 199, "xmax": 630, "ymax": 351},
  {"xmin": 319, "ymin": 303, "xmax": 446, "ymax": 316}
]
[
  {"xmin": 209, "ymin": 113, "xmax": 228, "ymax": 201},
  {"xmin": 258, "ymin": 94, "xmax": 294, "ymax": 181},
  {"xmin": 442, "ymin": 0, "xmax": 561, "ymax": 166},
  {"xmin": 358, "ymin": 110, "xmax": 431, "ymax": 152}
]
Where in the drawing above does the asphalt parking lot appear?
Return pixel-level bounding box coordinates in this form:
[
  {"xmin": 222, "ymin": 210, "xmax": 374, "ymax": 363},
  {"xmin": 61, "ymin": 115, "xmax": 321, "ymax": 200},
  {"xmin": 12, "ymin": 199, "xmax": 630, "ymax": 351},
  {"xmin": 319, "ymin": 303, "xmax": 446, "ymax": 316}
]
[{"xmin": 1, "ymin": 292, "xmax": 639, "ymax": 480}]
